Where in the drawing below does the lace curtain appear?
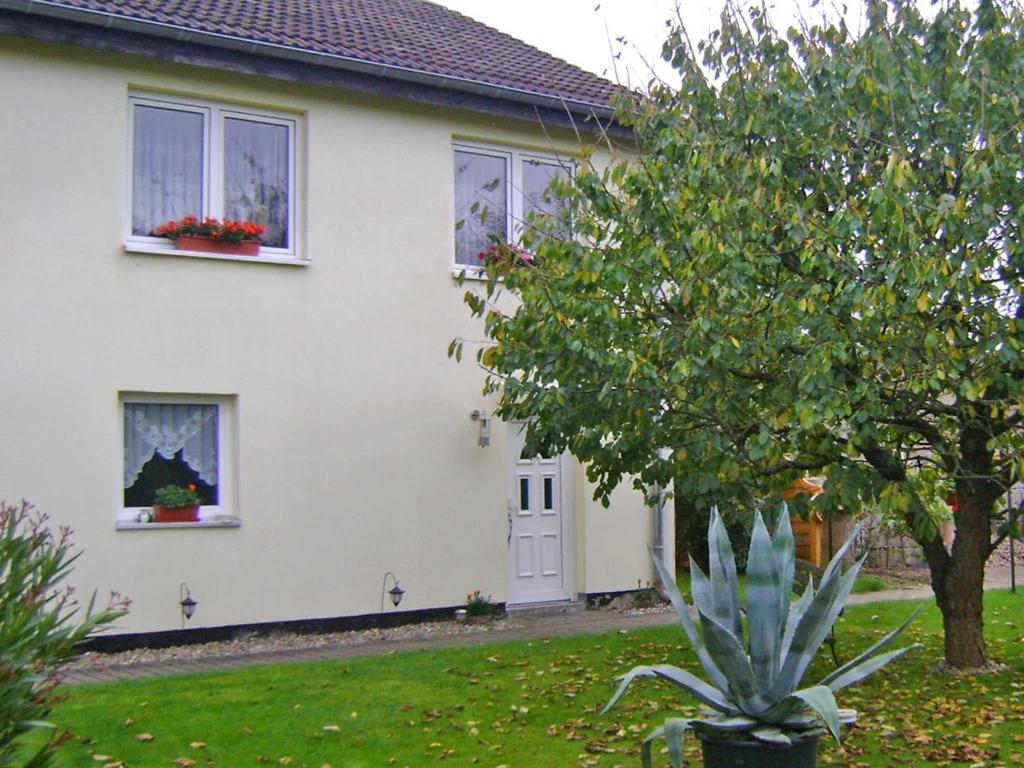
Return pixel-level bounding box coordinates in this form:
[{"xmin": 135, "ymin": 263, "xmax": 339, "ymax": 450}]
[{"xmin": 124, "ymin": 404, "xmax": 218, "ymax": 489}]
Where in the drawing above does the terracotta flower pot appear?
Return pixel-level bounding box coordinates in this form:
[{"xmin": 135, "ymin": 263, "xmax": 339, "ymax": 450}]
[
  {"xmin": 174, "ymin": 235, "xmax": 260, "ymax": 256},
  {"xmin": 153, "ymin": 505, "xmax": 200, "ymax": 523}
]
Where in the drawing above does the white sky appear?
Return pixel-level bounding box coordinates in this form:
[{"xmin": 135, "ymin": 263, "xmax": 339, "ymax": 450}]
[{"xmin": 436, "ymin": 1, "xmax": 935, "ymax": 90}]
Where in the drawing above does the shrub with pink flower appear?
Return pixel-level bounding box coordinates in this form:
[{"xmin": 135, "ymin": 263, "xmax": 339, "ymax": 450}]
[{"xmin": 477, "ymin": 243, "xmax": 534, "ymax": 267}]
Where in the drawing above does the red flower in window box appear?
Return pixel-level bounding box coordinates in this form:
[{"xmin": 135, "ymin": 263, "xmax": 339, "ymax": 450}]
[{"xmin": 155, "ymin": 216, "xmax": 267, "ymax": 256}]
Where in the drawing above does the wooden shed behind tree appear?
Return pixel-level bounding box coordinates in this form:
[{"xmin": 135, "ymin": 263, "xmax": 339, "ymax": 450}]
[{"xmin": 781, "ymin": 477, "xmax": 825, "ymax": 567}]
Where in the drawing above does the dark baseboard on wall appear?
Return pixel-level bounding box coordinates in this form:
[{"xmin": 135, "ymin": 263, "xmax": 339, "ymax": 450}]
[
  {"xmin": 585, "ymin": 589, "xmax": 637, "ymax": 609},
  {"xmin": 77, "ymin": 604, "xmax": 493, "ymax": 654}
]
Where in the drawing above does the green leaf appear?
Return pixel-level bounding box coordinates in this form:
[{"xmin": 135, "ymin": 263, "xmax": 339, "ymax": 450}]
[
  {"xmin": 788, "ymin": 685, "xmax": 842, "ymax": 743},
  {"xmin": 707, "ymin": 508, "xmax": 743, "ymax": 639},
  {"xmin": 745, "ymin": 510, "xmax": 783, "ymax": 690},
  {"xmin": 819, "ymin": 606, "xmax": 922, "ymax": 690},
  {"xmin": 823, "ymin": 645, "xmax": 921, "ymax": 693},
  {"xmin": 650, "ymin": 548, "xmax": 731, "ymax": 692},
  {"xmin": 602, "ymin": 664, "xmax": 735, "ymax": 715},
  {"xmin": 752, "ymin": 726, "xmax": 792, "ymax": 745},
  {"xmin": 662, "ymin": 718, "xmax": 691, "ymax": 768},
  {"xmin": 771, "ymin": 556, "xmax": 863, "ymax": 699}
]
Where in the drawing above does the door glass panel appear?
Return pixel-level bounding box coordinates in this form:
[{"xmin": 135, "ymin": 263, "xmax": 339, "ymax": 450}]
[
  {"xmin": 543, "ymin": 477, "xmax": 554, "ymax": 511},
  {"xmin": 519, "ymin": 477, "xmax": 530, "ymax": 511},
  {"xmin": 521, "ymin": 444, "xmax": 553, "ymax": 461}
]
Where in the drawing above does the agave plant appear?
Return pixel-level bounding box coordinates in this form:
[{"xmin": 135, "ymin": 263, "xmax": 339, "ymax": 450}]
[{"xmin": 603, "ymin": 506, "xmax": 920, "ymax": 767}]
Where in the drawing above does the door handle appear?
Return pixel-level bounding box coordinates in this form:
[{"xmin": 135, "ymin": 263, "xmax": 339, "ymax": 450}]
[{"xmin": 506, "ymin": 501, "xmax": 515, "ymax": 547}]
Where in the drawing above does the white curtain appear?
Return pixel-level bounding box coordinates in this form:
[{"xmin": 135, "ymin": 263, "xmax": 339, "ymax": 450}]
[
  {"xmin": 454, "ymin": 150, "xmax": 507, "ymax": 266},
  {"xmin": 132, "ymin": 105, "xmax": 204, "ymax": 236},
  {"xmin": 123, "ymin": 404, "xmax": 218, "ymax": 488},
  {"xmin": 224, "ymin": 117, "xmax": 290, "ymax": 248}
]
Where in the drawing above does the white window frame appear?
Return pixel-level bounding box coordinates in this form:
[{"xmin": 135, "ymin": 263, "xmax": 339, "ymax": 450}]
[
  {"xmin": 118, "ymin": 393, "xmax": 237, "ymax": 527},
  {"xmin": 452, "ymin": 141, "xmax": 573, "ymax": 277},
  {"xmin": 126, "ymin": 93, "xmax": 301, "ymax": 263}
]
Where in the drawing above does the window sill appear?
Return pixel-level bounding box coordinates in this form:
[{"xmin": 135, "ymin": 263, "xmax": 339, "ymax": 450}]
[
  {"xmin": 116, "ymin": 517, "xmax": 241, "ymax": 531},
  {"xmin": 124, "ymin": 242, "xmax": 308, "ymax": 267},
  {"xmin": 451, "ymin": 267, "xmax": 493, "ymax": 282}
]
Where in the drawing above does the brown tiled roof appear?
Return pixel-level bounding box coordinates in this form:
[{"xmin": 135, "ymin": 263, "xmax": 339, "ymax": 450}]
[{"xmin": 30, "ymin": 0, "xmax": 620, "ymax": 108}]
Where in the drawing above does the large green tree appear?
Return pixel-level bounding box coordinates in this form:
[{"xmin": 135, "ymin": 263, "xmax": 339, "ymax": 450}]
[{"xmin": 454, "ymin": 0, "xmax": 1024, "ymax": 669}]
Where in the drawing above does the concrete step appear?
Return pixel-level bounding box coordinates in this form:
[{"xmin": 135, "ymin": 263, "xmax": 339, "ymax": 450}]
[{"xmin": 504, "ymin": 600, "xmax": 584, "ymax": 618}]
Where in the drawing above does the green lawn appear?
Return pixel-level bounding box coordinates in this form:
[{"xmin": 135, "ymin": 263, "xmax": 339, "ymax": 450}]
[
  {"xmin": 674, "ymin": 570, "xmax": 891, "ymax": 598},
  {"xmin": 850, "ymin": 574, "xmax": 891, "ymax": 593},
  {"xmin": 50, "ymin": 591, "xmax": 1023, "ymax": 768}
]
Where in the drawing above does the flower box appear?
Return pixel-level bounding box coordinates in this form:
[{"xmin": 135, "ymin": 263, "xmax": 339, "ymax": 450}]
[
  {"xmin": 173, "ymin": 235, "xmax": 260, "ymax": 257},
  {"xmin": 156, "ymin": 216, "xmax": 266, "ymax": 256},
  {"xmin": 153, "ymin": 505, "xmax": 200, "ymax": 523}
]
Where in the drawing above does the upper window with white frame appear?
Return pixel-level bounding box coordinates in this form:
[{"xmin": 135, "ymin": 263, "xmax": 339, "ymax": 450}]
[
  {"xmin": 453, "ymin": 142, "xmax": 571, "ymax": 272},
  {"xmin": 120, "ymin": 394, "xmax": 235, "ymax": 525},
  {"xmin": 128, "ymin": 93, "xmax": 298, "ymax": 257}
]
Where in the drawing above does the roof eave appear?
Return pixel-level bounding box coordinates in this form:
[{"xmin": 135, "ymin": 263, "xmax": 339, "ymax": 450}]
[{"xmin": 0, "ymin": 0, "xmax": 621, "ymax": 122}]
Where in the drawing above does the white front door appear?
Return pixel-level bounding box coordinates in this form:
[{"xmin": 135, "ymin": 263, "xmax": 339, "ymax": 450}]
[{"xmin": 507, "ymin": 425, "xmax": 572, "ymax": 604}]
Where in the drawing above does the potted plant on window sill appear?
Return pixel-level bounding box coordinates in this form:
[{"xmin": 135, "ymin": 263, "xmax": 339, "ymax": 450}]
[
  {"xmin": 155, "ymin": 216, "xmax": 266, "ymax": 256},
  {"xmin": 153, "ymin": 484, "xmax": 201, "ymax": 523},
  {"xmin": 603, "ymin": 506, "xmax": 920, "ymax": 768}
]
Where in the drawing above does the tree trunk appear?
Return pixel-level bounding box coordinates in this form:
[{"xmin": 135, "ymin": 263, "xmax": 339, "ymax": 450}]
[
  {"xmin": 930, "ymin": 548, "xmax": 988, "ymax": 668},
  {"xmin": 921, "ymin": 447, "xmax": 1000, "ymax": 669},
  {"xmin": 674, "ymin": 493, "xmax": 708, "ymax": 571}
]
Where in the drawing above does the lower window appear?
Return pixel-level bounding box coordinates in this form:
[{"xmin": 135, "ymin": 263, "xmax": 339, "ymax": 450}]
[{"xmin": 120, "ymin": 395, "xmax": 233, "ymax": 523}]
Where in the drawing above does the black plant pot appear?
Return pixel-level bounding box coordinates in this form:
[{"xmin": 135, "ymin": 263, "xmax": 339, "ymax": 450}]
[{"xmin": 698, "ymin": 732, "xmax": 819, "ymax": 768}]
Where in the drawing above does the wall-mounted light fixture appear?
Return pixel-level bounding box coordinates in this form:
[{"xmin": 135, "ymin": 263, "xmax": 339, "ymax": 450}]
[
  {"xmin": 179, "ymin": 582, "xmax": 197, "ymax": 626},
  {"xmin": 470, "ymin": 410, "xmax": 491, "ymax": 447},
  {"xmin": 380, "ymin": 571, "xmax": 405, "ymax": 613}
]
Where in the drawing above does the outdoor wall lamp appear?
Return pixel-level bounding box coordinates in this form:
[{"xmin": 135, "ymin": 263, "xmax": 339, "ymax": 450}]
[
  {"xmin": 380, "ymin": 571, "xmax": 405, "ymax": 612},
  {"xmin": 179, "ymin": 582, "xmax": 197, "ymax": 626},
  {"xmin": 471, "ymin": 409, "xmax": 491, "ymax": 447}
]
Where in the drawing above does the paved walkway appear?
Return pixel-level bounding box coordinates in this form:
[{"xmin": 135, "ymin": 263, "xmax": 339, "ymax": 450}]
[{"xmin": 64, "ymin": 566, "xmax": 1018, "ymax": 686}]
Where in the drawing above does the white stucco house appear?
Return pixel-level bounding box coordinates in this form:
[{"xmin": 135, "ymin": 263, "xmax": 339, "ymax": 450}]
[{"xmin": 0, "ymin": 0, "xmax": 673, "ymax": 640}]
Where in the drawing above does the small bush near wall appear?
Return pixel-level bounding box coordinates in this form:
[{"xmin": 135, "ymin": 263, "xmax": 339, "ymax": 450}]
[
  {"xmin": 464, "ymin": 590, "xmax": 497, "ymax": 617},
  {"xmin": 0, "ymin": 501, "xmax": 127, "ymax": 767}
]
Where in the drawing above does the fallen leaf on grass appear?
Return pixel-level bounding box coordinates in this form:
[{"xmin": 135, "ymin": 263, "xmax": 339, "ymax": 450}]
[
  {"xmin": 173, "ymin": 759, "xmax": 196, "ymax": 767},
  {"xmin": 322, "ymin": 725, "xmax": 340, "ymax": 733},
  {"xmin": 189, "ymin": 742, "xmax": 206, "ymax": 749},
  {"xmin": 135, "ymin": 733, "xmax": 153, "ymax": 742}
]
